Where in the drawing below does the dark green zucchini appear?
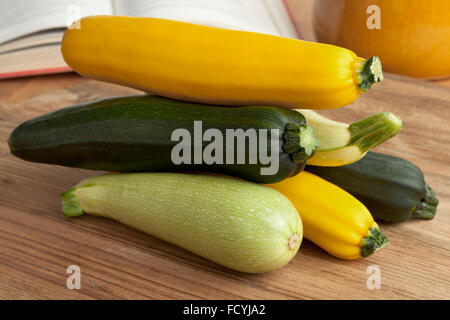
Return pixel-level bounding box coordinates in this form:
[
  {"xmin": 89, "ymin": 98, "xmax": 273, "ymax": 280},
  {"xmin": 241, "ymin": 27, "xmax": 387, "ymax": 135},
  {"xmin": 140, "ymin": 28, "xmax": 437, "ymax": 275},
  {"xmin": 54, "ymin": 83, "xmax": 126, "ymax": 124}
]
[
  {"xmin": 306, "ymin": 151, "xmax": 439, "ymax": 222},
  {"xmin": 8, "ymin": 95, "xmax": 318, "ymax": 183}
]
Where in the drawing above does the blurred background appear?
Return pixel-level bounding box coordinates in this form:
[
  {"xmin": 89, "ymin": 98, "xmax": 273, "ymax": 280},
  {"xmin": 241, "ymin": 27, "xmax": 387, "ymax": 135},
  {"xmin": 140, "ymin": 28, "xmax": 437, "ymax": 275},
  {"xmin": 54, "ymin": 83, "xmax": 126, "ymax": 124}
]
[{"xmin": 288, "ymin": 0, "xmax": 450, "ymax": 81}]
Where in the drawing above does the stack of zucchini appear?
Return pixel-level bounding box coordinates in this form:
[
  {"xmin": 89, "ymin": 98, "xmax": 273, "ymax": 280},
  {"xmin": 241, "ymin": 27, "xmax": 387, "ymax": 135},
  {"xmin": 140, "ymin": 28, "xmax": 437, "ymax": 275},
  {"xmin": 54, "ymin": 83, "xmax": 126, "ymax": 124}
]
[{"xmin": 8, "ymin": 16, "xmax": 438, "ymax": 273}]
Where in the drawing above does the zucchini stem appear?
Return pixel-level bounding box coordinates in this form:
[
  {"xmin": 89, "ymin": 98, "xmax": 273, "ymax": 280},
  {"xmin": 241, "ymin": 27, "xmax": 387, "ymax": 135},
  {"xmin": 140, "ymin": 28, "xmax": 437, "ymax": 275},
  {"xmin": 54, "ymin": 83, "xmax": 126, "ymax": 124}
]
[
  {"xmin": 283, "ymin": 124, "xmax": 319, "ymax": 164},
  {"xmin": 360, "ymin": 225, "xmax": 389, "ymax": 258},
  {"xmin": 412, "ymin": 184, "xmax": 439, "ymax": 220},
  {"xmin": 349, "ymin": 112, "xmax": 402, "ymax": 153},
  {"xmin": 357, "ymin": 56, "xmax": 384, "ymax": 92},
  {"xmin": 61, "ymin": 187, "xmax": 85, "ymax": 217}
]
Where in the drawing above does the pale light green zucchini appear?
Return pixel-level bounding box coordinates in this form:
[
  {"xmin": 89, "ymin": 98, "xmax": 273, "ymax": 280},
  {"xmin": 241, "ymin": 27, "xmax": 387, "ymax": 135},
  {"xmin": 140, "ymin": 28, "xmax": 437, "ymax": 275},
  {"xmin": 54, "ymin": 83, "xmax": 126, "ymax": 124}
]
[{"xmin": 61, "ymin": 173, "xmax": 302, "ymax": 273}]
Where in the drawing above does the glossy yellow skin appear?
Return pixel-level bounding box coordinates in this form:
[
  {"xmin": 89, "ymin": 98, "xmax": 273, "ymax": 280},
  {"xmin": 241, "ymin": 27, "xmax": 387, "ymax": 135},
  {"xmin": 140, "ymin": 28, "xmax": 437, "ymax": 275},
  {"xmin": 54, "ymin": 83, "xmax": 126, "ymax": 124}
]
[
  {"xmin": 314, "ymin": 0, "xmax": 450, "ymax": 78},
  {"xmin": 268, "ymin": 171, "xmax": 378, "ymax": 260},
  {"xmin": 62, "ymin": 16, "xmax": 369, "ymax": 109}
]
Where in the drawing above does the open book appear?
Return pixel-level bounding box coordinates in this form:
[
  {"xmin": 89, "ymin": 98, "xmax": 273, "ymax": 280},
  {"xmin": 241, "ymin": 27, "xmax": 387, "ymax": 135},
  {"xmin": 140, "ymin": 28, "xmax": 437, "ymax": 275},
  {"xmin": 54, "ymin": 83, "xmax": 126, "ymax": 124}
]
[{"xmin": 0, "ymin": 0, "xmax": 299, "ymax": 79}]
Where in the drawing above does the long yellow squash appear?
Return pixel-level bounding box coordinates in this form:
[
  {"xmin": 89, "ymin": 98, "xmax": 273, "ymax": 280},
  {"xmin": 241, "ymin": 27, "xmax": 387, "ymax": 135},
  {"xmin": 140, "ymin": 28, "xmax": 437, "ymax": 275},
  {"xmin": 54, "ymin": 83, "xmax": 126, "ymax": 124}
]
[
  {"xmin": 62, "ymin": 16, "xmax": 383, "ymax": 109},
  {"xmin": 268, "ymin": 171, "xmax": 389, "ymax": 259}
]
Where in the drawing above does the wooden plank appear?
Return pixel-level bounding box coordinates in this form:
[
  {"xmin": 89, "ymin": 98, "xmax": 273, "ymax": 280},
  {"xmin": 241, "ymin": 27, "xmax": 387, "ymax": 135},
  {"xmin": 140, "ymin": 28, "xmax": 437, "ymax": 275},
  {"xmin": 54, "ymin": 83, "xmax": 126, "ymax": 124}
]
[{"xmin": 0, "ymin": 74, "xmax": 449, "ymax": 299}]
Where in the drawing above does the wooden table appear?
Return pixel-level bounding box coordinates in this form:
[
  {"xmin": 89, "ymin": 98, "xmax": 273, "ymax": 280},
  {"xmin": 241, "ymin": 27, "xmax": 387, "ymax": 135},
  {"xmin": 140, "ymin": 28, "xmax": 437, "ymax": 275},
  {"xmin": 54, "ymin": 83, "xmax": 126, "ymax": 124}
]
[{"xmin": 1, "ymin": 71, "xmax": 449, "ymax": 300}]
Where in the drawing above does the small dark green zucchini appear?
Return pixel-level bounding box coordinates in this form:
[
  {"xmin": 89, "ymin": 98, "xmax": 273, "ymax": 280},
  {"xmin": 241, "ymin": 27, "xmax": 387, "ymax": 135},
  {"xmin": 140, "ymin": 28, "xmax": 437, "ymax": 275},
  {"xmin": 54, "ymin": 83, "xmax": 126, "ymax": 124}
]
[
  {"xmin": 306, "ymin": 151, "xmax": 439, "ymax": 222},
  {"xmin": 8, "ymin": 95, "xmax": 318, "ymax": 183}
]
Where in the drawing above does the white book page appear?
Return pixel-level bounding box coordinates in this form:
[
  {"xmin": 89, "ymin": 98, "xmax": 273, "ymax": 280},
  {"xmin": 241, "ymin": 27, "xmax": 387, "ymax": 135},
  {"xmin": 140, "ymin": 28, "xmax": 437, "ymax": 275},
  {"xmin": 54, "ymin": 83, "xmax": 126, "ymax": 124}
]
[
  {"xmin": 0, "ymin": 29, "xmax": 63, "ymax": 54},
  {"xmin": 263, "ymin": 0, "xmax": 298, "ymax": 38},
  {"xmin": 114, "ymin": 0, "xmax": 296, "ymax": 37},
  {"xmin": 0, "ymin": 0, "xmax": 113, "ymax": 44}
]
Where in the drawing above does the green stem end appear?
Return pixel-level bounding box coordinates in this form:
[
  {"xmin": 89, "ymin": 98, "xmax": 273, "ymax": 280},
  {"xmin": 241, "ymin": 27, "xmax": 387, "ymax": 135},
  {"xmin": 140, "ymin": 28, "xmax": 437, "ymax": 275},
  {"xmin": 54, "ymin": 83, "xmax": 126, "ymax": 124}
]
[
  {"xmin": 349, "ymin": 112, "xmax": 402, "ymax": 153},
  {"xmin": 358, "ymin": 56, "xmax": 384, "ymax": 92},
  {"xmin": 412, "ymin": 184, "xmax": 439, "ymax": 219},
  {"xmin": 61, "ymin": 187, "xmax": 85, "ymax": 218},
  {"xmin": 360, "ymin": 225, "xmax": 389, "ymax": 258},
  {"xmin": 283, "ymin": 124, "xmax": 319, "ymax": 164}
]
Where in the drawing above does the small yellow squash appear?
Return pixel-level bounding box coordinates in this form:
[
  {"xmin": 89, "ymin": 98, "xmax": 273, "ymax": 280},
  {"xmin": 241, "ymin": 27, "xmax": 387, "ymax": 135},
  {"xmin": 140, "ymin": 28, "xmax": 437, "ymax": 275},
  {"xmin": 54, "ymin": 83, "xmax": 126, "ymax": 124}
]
[
  {"xmin": 62, "ymin": 16, "xmax": 383, "ymax": 109},
  {"xmin": 268, "ymin": 171, "xmax": 388, "ymax": 259}
]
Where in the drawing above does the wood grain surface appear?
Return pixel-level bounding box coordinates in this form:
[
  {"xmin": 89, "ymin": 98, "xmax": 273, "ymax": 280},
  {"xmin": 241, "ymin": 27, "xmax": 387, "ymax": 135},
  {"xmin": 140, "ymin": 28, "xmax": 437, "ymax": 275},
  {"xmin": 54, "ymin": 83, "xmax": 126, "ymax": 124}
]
[{"xmin": 0, "ymin": 71, "xmax": 449, "ymax": 300}]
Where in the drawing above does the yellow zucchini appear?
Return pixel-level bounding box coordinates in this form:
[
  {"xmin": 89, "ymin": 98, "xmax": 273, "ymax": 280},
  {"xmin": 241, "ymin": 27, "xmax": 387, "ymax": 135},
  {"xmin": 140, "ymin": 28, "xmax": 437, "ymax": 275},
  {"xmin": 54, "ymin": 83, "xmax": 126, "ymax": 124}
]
[
  {"xmin": 297, "ymin": 110, "xmax": 402, "ymax": 166},
  {"xmin": 62, "ymin": 16, "xmax": 383, "ymax": 109},
  {"xmin": 268, "ymin": 171, "xmax": 389, "ymax": 259}
]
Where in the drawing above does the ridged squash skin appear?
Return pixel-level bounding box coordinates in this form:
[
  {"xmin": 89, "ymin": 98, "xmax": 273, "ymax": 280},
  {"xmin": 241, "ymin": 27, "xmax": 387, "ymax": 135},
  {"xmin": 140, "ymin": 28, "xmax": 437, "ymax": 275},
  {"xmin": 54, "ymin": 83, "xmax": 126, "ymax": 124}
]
[
  {"xmin": 61, "ymin": 16, "xmax": 381, "ymax": 109},
  {"xmin": 268, "ymin": 171, "xmax": 388, "ymax": 260},
  {"xmin": 62, "ymin": 173, "xmax": 302, "ymax": 273}
]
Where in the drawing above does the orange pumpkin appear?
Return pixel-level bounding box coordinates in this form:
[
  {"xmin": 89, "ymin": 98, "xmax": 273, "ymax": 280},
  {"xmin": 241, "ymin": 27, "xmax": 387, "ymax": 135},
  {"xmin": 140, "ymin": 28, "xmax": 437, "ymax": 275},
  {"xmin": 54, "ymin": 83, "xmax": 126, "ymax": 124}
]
[{"xmin": 313, "ymin": 0, "xmax": 450, "ymax": 78}]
